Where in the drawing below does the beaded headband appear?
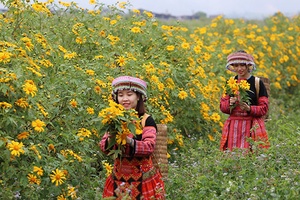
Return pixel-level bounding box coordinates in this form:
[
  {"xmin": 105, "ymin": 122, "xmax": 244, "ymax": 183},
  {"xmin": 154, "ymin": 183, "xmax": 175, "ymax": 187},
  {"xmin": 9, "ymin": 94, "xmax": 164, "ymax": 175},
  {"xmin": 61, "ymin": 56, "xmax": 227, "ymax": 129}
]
[
  {"xmin": 112, "ymin": 76, "xmax": 147, "ymax": 102},
  {"xmin": 226, "ymin": 52, "xmax": 256, "ymax": 72}
]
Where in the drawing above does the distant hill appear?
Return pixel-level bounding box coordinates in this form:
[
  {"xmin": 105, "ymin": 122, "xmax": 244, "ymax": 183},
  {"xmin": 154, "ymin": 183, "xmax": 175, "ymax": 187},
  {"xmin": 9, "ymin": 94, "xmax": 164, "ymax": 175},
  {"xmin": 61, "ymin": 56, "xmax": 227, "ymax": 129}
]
[{"xmin": 138, "ymin": 9, "xmax": 215, "ymax": 20}]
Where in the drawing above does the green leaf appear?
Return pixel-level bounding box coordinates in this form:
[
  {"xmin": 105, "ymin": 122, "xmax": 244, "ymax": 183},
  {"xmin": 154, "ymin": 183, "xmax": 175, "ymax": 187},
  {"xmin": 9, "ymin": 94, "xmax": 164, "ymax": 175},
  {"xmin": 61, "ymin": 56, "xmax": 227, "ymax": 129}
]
[
  {"xmin": 128, "ymin": 123, "xmax": 136, "ymax": 135},
  {"xmin": 0, "ymin": 140, "xmax": 4, "ymax": 147},
  {"xmin": 106, "ymin": 136, "xmax": 116, "ymax": 150}
]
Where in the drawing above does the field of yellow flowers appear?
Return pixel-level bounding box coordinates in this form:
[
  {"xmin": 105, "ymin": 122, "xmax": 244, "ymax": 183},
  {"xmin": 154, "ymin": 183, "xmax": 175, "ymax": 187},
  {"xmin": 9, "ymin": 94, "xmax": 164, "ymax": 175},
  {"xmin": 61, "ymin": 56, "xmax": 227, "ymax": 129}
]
[{"xmin": 1, "ymin": 1, "xmax": 300, "ymax": 199}]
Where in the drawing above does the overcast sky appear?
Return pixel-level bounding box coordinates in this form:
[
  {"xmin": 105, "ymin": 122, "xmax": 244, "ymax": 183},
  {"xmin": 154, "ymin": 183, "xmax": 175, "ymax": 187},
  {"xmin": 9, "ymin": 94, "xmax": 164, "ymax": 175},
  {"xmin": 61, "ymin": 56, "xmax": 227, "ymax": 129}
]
[
  {"xmin": 1, "ymin": 0, "xmax": 300, "ymax": 19},
  {"xmin": 76, "ymin": 0, "xmax": 300, "ymax": 18}
]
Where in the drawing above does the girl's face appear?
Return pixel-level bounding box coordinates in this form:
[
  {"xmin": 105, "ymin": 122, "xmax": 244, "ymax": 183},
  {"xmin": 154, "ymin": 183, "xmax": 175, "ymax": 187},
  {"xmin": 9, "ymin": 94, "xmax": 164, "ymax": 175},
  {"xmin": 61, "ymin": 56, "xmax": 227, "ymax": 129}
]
[
  {"xmin": 232, "ymin": 63, "xmax": 250, "ymax": 78},
  {"xmin": 117, "ymin": 89, "xmax": 139, "ymax": 110}
]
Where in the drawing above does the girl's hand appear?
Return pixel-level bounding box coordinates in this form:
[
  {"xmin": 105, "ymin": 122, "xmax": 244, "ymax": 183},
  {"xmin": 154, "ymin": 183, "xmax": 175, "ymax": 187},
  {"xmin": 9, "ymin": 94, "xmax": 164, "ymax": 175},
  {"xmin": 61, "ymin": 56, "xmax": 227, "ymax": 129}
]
[
  {"xmin": 126, "ymin": 136, "xmax": 134, "ymax": 147},
  {"xmin": 229, "ymin": 96, "xmax": 237, "ymax": 106},
  {"xmin": 107, "ymin": 132, "xmax": 115, "ymax": 142},
  {"xmin": 239, "ymin": 102, "xmax": 251, "ymax": 112}
]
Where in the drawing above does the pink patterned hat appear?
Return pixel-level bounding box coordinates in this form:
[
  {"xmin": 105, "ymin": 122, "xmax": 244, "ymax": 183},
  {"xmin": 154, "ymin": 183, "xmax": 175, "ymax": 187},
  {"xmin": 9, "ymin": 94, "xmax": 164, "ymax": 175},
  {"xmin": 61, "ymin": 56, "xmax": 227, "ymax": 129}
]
[
  {"xmin": 112, "ymin": 76, "xmax": 147, "ymax": 101},
  {"xmin": 226, "ymin": 51, "xmax": 256, "ymax": 72}
]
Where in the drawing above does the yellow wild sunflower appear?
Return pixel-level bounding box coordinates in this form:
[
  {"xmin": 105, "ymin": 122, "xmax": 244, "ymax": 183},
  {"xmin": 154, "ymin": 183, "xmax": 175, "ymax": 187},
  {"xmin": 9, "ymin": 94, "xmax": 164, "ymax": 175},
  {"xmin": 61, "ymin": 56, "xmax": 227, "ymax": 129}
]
[
  {"xmin": 131, "ymin": 27, "xmax": 141, "ymax": 33},
  {"xmin": 15, "ymin": 98, "xmax": 29, "ymax": 108},
  {"xmin": 116, "ymin": 131, "xmax": 129, "ymax": 145},
  {"xmin": 86, "ymin": 107, "xmax": 94, "ymax": 114},
  {"xmin": 0, "ymin": 102, "xmax": 12, "ymax": 109},
  {"xmin": 17, "ymin": 131, "xmax": 30, "ymax": 140},
  {"xmin": 7, "ymin": 141, "xmax": 25, "ymax": 157},
  {"xmin": 50, "ymin": 169, "xmax": 66, "ymax": 186},
  {"xmin": 178, "ymin": 91, "xmax": 188, "ymax": 100},
  {"xmin": 77, "ymin": 128, "xmax": 91, "ymax": 138},
  {"xmin": 102, "ymin": 160, "xmax": 113, "ymax": 177},
  {"xmin": 27, "ymin": 174, "xmax": 41, "ymax": 185},
  {"xmin": 31, "ymin": 119, "xmax": 46, "ymax": 132},
  {"xmin": 69, "ymin": 99, "xmax": 77, "ymax": 108},
  {"xmin": 33, "ymin": 166, "xmax": 43, "ymax": 176},
  {"xmin": 67, "ymin": 185, "xmax": 77, "ymax": 199},
  {"xmin": 22, "ymin": 80, "xmax": 38, "ymax": 97}
]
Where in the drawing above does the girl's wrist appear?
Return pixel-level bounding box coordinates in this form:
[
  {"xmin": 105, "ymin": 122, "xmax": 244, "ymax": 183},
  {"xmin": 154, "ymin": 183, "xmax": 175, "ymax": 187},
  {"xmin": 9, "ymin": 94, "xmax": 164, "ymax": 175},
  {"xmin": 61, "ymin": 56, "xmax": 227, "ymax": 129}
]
[
  {"xmin": 126, "ymin": 137, "xmax": 134, "ymax": 147},
  {"xmin": 130, "ymin": 138, "xmax": 134, "ymax": 147}
]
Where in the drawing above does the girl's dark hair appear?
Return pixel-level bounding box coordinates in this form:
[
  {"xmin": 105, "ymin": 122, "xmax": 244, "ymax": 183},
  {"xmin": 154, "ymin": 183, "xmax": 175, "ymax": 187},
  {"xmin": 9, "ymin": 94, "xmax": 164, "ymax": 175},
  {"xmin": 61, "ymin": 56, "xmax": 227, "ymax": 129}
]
[
  {"xmin": 136, "ymin": 93, "xmax": 146, "ymax": 116},
  {"xmin": 237, "ymin": 49, "xmax": 247, "ymax": 53}
]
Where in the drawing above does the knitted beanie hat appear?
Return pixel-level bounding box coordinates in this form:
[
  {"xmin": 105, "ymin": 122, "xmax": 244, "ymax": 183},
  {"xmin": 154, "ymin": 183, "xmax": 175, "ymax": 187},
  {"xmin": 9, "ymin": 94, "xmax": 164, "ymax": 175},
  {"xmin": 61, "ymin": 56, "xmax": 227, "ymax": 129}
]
[
  {"xmin": 226, "ymin": 51, "xmax": 256, "ymax": 72},
  {"xmin": 112, "ymin": 76, "xmax": 147, "ymax": 102}
]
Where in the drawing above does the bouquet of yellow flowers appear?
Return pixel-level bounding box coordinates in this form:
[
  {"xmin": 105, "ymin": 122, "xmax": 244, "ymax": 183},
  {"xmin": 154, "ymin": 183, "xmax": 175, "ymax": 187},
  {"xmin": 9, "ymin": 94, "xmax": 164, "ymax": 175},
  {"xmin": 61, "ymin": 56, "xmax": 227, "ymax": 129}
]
[
  {"xmin": 224, "ymin": 77, "xmax": 252, "ymax": 112},
  {"xmin": 98, "ymin": 100, "xmax": 143, "ymax": 158}
]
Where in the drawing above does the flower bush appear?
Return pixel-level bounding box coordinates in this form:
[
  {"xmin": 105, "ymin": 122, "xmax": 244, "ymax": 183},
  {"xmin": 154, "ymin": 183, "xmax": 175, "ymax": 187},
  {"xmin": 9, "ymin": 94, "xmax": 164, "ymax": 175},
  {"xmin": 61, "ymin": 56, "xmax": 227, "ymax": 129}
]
[{"xmin": 0, "ymin": 0, "xmax": 299, "ymax": 199}]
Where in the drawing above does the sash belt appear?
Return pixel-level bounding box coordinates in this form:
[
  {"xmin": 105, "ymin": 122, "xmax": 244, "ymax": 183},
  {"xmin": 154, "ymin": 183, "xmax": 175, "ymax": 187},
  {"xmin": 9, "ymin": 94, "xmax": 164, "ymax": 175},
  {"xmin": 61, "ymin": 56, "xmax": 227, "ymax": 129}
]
[
  {"xmin": 112, "ymin": 167, "xmax": 157, "ymax": 181},
  {"xmin": 229, "ymin": 116, "xmax": 253, "ymax": 120}
]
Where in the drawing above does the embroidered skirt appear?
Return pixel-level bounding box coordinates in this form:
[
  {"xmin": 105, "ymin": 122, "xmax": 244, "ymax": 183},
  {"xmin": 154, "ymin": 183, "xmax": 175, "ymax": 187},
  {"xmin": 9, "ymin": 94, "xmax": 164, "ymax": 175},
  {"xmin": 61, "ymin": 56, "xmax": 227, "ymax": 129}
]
[
  {"xmin": 220, "ymin": 115, "xmax": 269, "ymax": 151},
  {"xmin": 102, "ymin": 157, "xmax": 165, "ymax": 200}
]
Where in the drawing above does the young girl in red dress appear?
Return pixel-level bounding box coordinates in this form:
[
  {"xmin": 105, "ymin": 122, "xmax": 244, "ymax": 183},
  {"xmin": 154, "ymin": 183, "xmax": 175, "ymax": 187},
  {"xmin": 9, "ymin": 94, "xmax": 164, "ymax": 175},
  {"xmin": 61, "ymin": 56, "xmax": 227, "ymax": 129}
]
[
  {"xmin": 99, "ymin": 75, "xmax": 165, "ymax": 199},
  {"xmin": 220, "ymin": 50, "xmax": 270, "ymax": 151}
]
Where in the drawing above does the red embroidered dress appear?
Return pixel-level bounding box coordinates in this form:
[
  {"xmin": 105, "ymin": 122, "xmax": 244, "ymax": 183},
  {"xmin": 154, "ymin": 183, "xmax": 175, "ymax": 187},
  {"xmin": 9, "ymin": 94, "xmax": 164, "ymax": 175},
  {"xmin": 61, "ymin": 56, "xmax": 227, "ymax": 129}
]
[
  {"xmin": 100, "ymin": 115, "xmax": 165, "ymax": 200},
  {"xmin": 220, "ymin": 76, "xmax": 270, "ymax": 151}
]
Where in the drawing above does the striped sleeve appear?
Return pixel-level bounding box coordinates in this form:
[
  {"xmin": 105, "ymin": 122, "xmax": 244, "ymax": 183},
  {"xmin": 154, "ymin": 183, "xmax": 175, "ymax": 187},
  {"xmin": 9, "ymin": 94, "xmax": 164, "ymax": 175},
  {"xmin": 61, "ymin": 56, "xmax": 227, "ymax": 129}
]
[
  {"xmin": 220, "ymin": 95, "xmax": 231, "ymax": 114},
  {"xmin": 249, "ymin": 96, "xmax": 269, "ymax": 117},
  {"xmin": 134, "ymin": 126, "xmax": 156, "ymax": 157}
]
